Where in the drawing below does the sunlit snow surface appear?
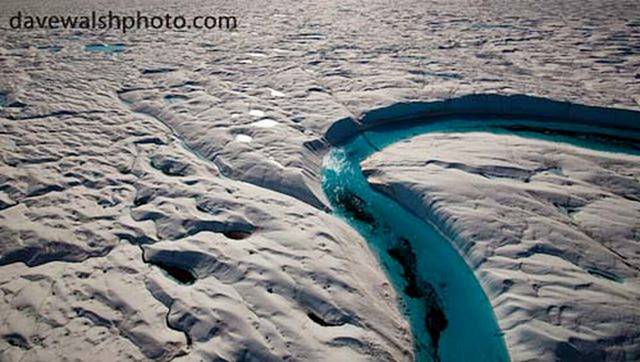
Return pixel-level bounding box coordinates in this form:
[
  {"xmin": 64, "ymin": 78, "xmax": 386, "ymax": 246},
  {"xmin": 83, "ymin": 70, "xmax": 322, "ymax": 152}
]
[
  {"xmin": 363, "ymin": 133, "xmax": 640, "ymax": 359},
  {"xmin": 1, "ymin": 0, "xmax": 640, "ymax": 360},
  {"xmin": 234, "ymin": 134, "xmax": 253, "ymax": 143},
  {"xmin": 250, "ymin": 119, "xmax": 280, "ymax": 128}
]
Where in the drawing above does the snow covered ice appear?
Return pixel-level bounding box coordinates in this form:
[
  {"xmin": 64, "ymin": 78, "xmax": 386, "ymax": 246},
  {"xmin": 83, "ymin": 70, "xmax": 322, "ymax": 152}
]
[
  {"xmin": 360, "ymin": 129, "xmax": 640, "ymax": 361},
  {"xmin": 0, "ymin": 0, "xmax": 639, "ymax": 361}
]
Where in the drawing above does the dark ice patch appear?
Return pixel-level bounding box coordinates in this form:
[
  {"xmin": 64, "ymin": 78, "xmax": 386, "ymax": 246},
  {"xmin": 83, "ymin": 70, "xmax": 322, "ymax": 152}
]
[{"xmin": 334, "ymin": 189, "xmax": 376, "ymax": 225}]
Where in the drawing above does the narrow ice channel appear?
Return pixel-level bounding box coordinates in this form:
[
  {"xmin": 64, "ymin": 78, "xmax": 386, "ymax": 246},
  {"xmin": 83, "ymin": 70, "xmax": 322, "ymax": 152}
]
[{"xmin": 321, "ymin": 117, "xmax": 640, "ymax": 362}]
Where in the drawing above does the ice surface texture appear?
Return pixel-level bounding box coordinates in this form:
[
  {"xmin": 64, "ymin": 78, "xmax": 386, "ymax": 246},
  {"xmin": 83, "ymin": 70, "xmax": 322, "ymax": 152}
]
[
  {"xmin": 361, "ymin": 130, "xmax": 640, "ymax": 361},
  {"xmin": 323, "ymin": 105, "xmax": 640, "ymax": 361},
  {"xmin": 322, "ymin": 138, "xmax": 511, "ymax": 362},
  {"xmin": 1, "ymin": 0, "xmax": 640, "ymax": 360}
]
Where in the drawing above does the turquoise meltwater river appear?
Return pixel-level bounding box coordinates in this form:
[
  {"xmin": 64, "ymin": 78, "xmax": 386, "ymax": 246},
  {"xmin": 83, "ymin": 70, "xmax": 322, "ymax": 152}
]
[{"xmin": 321, "ymin": 118, "xmax": 640, "ymax": 362}]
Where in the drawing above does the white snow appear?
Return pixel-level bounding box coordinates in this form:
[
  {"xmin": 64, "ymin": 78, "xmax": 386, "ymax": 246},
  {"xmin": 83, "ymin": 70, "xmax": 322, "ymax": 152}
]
[
  {"xmin": 361, "ymin": 132, "xmax": 640, "ymax": 361},
  {"xmin": 268, "ymin": 89, "xmax": 286, "ymax": 97},
  {"xmin": 250, "ymin": 119, "xmax": 280, "ymax": 128},
  {"xmin": 0, "ymin": 0, "xmax": 639, "ymax": 360},
  {"xmin": 249, "ymin": 109, "xmax": 265, "ymax": 117},
  {"xmin": 234, "ymin": 134, "xmax": 253, "ymax": 143}
]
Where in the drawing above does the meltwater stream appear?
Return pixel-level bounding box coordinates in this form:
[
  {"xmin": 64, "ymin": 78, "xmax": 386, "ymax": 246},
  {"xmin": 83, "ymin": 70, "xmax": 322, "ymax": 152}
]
[{"xmin": 321, "ymin": 118, "xmax": 640, "ymax": 362}]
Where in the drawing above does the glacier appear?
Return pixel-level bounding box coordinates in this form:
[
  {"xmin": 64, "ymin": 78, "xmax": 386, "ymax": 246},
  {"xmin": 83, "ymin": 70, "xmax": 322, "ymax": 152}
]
[{"xmin": 1, "ymin": 0, "xmax": 639, "ymax": 360}]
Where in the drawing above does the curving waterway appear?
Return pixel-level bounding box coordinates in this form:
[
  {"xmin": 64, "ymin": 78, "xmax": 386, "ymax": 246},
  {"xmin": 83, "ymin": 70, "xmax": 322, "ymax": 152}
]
[{"xmin": 321, "ymin": 117, "xmax": 640, "ymax": 362}]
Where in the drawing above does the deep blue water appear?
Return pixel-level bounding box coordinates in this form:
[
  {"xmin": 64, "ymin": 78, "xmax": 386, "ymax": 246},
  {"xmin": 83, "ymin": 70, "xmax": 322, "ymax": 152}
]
[{"xmin": 321, "ymin": 118, "xmax": 640, "ymax": 362}]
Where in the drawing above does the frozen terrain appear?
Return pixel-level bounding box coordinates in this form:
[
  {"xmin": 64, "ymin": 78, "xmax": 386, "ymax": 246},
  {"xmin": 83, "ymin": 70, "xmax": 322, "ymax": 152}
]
[
  {"xmin": 1, "ymin": 0, "xmax": 640, "ymax": 360},
  {"xmin": 361, "ymin": 129, "xmax": 640, "ymax": 361}
]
